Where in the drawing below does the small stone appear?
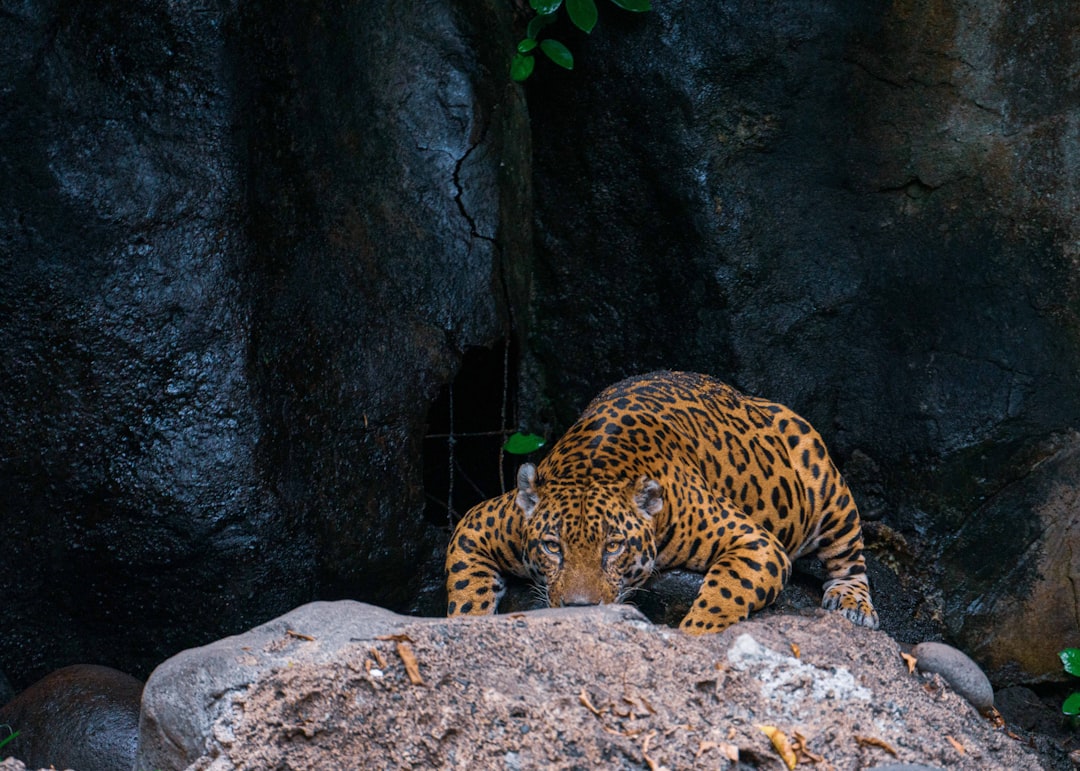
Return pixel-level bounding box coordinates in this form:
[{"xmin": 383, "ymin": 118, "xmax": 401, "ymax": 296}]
[{"xmin": 913, "ymin": 641, "xmax": 994, "ymax": 712}]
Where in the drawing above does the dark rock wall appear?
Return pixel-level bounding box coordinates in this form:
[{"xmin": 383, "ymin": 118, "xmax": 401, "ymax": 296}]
[
  {"xmin": 1, "ymin": 0, "xmax": 281, "ymax": 687},
  {"xmin": 0, "ymin": 0, "xmax": 527, "ymax": 687},
  {"xmin": 523, "ymin": 0, "xmax": 1079, "ymax": 681},
  {"xmin": 238, "ymin": 0, "xmax": 530, "ymax": 607},
  {"xmin": 1, "ymin": 0, "xmax": 1076, "ymax": 691}
]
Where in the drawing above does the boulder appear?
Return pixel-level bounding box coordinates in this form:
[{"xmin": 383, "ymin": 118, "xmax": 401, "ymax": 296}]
[
  {"xmin": 135, "ymin": 600, "xmax": 1040, "ymax": 770},
  {"xmin": 912, "ymin": 641, "xmax": 994, "ymax": 713},
  {"xmin": 0, "ymin": 665, "xmax": 142, "ymax": 771}
]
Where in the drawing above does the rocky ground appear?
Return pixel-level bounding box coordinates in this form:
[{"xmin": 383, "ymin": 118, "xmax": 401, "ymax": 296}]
[
  {"xmin": 3, "ymin": 598, "xmax": 1077, "ymax": 771},
  {"xmin": 134, "ymin": 601, "xmax": 1051, "ymax": 771}
]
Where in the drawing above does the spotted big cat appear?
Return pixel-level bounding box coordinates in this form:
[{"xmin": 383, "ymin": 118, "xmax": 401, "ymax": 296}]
[{"xmin": 445, "ymin": 371, "xmax": 878, "ymax": 633}]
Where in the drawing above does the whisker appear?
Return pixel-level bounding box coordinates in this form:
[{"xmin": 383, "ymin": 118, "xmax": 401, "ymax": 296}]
[
  {"xmin": 529, "ymin": 582, "xmax": 551, "ymax": 608},
  {"xmin": 616, "ymin": 585, "xmax": 650, "ymax": 605}
]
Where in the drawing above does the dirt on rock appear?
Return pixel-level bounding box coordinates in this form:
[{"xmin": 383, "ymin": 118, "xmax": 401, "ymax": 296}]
[{"xmin": 184, "ymin": 606, "xmax": 1041, "ymax": 771}]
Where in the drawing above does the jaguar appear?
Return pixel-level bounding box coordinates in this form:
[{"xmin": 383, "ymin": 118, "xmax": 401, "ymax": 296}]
[{"xmin": 444, "ymin": 371, "xmax": 878, "ymax": 633}]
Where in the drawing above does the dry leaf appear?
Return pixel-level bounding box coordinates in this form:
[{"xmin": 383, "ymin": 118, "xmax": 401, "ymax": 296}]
[
  {"xmin": 855, "ymin": 735, "xmax": 898, "ymax": 756},
  {"xmin": 901, "ymin": 651, "xmax": 918, "ymax": 674},
  {"xmin": 696, "ymin": 740, "xmax": 739, "ymax": 761},
  {"xmin": 790, "ymin": 642, "xmax": 801, "ymax": 659},
  {"xmin": 945, "ymin": 735, "xmax": 966, "ymax": 755},
  {"xmin": 757, "ymin": 725, "xmax": 797, "ymax": 770},
  {"xmin": 395, "ymin": 641, "xmax": 424, "ymax": 685},
  {"xmin": 793, "ymin": 731, "xmax": 824, "ymax": 763},
  {"xmin": 286, "ymin": 629, "xmax": 315, "ymax": 641},
  {"xmin": 984, "ymin": 706, "xmax": 1005, "ymax": 727}
]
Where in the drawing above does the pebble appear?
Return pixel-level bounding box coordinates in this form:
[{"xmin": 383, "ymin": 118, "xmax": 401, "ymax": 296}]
[
  {"xmin": 912, "ymin": 641, "xmax": 995, "ymax": 712},
  {"xmin": 866, "ymin": 765, "xmax": 945, "ymax": 771}
]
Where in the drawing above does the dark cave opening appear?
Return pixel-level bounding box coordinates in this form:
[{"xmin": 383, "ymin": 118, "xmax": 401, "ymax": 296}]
[{"xmin": 423, "ymin": 343, "xmax": 531, "ymax": 528}]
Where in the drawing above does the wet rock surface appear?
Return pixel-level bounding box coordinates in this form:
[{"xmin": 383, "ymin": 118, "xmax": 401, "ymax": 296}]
[
  {"xmin": 0, "ymin": 0, "xmax": 527, "ymax": 687},
  {"xmin": 0, "ymin": 666, "xmax": 141, "ymax": 771},
  {"xmin": 523, "ymin": 0, "xmax": 1080, "ymax": 683},
  {"xmin": 1, "ymin": 0, "xmax": 1078, "ymax": 755},
  {"xmin": 939, "ymin": 432, "xmax": 1080, "ymax": 686},
  {"xmin": 136, "ymin": 601, "xmax": 1042, "ymax": 771}
]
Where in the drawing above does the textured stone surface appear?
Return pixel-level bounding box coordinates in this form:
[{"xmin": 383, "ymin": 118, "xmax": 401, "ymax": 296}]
[
  {"xmin": 913, "ymin": 641, "xmax": 995, "ymax": 712},
  {"xmin": 135, "ymin": 601, "xmax": 1041, "ymax": 771},
  {"xmin": 2, "ymin": 0, "xmax": 1079, "ymax": 715},
  {"xmin": 522, "ymin": 0, "xmax": 1080, "ymax": 679},
  {"xmin": 0, "ymin": 0, "xmax": 528, "ymax": 687},
  {"xmin": 0, "ymin": 665, "xmax": 142, "ymax": 771},
  {"xmin": 939, "ymin": 433, "xmax": 1080, "ymax": 685}
]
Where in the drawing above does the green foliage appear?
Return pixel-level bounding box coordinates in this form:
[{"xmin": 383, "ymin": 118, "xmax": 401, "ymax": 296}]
[
  {"xmin": 566, "ymin": 0, "xmax": 598, "ymax": 34},
  {"xmin": 503, "ymin": 432, "xmax": 546, "ymax": 454},
  {"xmin": 0, "ymin": 729, "xmax": 19, "ymax": 751},
  {"xmin": 1061, "ymin": 648, "xmax": 1080, "ymax": 717},
  {"xmin": 539, "ymin": 39, "xmax": 574, "ymax": 70},
  {"xmin": 510, "ymin": 0, "xmax": 652, "ymax": 82}
]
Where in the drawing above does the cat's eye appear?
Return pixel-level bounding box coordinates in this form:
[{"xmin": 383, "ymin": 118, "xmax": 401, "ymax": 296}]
[
  {"xmin": 541, "ymin": 538, "xmax": 562, "ymax": 556},
  {"xmin": 604, "ymin": 539, "xmax": 625, "ymax": 556}
]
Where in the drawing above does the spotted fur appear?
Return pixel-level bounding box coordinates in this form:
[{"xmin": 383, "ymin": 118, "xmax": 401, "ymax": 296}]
[{"xmin": 445, "ymin": 371, "xmax": 878, "ymax": 633}]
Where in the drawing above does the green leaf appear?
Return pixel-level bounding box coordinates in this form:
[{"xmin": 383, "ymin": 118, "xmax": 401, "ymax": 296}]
[
  {"xmin": 503, "ymin": 432, "xmax": 546, "ymax": 454},
  {"xmin": 608, "ymin": 0, "xmax": 651, "ymax": 10},
  {"xmin": 1061, "ymin": 648, "xmax": 1080, "ymax": 677},
  {"xmin": 540, "ymin": 39, "xmax": 574, "ymax": 70},
  {"xmin": 517, "ymin": 38, "xmax": 538, "ymax": 54},
  {"xmin": 1064, "ymin": 692, "xmax": 1080, "ymax": 716},
  {"xmin": 566, "ymin": 0, "xmax": 598, "ymax": 33},
  {"xmin": 0, "ymin": 731, "xmax": 19, "ymax": 751},
  {"xmin": 510, "ymin": 54, "xmax": 536, "ymax": 82},
  {"xmin": 530, "ymin": 0, "xmax": 562, "ymax": 13},
  {"xmin": 527, "ymin": 12, "xmax": 558, "ymax": 40}
]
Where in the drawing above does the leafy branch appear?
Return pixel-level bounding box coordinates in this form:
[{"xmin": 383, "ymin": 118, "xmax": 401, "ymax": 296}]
[
  {"xmin": 1062, "ymin": 648, "xmax": 1080, "ymax": 718},
  {"xmin": 511, "ymin": 0, "xmax": 652, "ymax": 82}
]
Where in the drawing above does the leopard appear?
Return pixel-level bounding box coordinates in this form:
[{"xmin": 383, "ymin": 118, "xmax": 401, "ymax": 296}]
[{"xmin": 444, "ymin": 370, "xmax": 878, "ymax": 634}]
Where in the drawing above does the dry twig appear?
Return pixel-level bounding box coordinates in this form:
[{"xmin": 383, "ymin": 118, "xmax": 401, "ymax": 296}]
[
  {"xmin": 395, "ymin": 641, "xmax": 424, "ymax": 686},
  {"xmin": 579, "ymin": 688, "xmax": 604, "ymax": 717},
  {"xmin": 641, "ymin": 730, "xmax": 662, "ymax": 771},
  {"xmin": 945, "ymin": 735, "xmax": 966, "ymax": 755},
  {"xmin": 855, "ymin": 735, "xmax": 898, "ymax": 756}
]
